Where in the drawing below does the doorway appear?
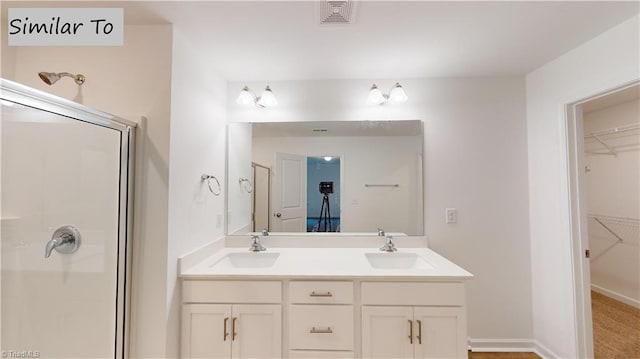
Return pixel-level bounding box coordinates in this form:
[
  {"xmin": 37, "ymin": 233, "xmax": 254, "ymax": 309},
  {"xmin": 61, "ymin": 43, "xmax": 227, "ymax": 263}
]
[
  {"xmin": 306, "ymin": 156, "xmax": 341, "ymax": 232},
  {"xmin": 566, "ymin": 82, "xmax": 639, "ymax": 358}
]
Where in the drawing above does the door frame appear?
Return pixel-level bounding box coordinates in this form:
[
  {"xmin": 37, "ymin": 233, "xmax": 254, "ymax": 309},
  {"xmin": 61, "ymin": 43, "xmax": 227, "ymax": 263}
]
[
  {"xmin": 1, "ymin": 79, "xmax": 136, "ymax": 359},
  {"xmin": 564, "ymin": 79, "xmax": 639, "ymax": 359},
  {"xmin": 306, "ymin": 153, "xmax": 344, "ymax": 231}
]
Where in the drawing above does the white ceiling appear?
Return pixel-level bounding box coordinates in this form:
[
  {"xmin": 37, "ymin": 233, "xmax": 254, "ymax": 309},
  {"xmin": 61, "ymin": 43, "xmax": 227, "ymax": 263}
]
[{"xmin": 4, "ymin": 1, "xmax": 639, "ymax": 81}]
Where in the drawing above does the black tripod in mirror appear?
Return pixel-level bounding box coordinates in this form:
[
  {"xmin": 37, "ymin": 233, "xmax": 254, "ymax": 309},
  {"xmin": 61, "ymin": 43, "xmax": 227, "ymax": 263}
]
[{"xmin": 317, "ymin": 181, "xmax": 333, "ymax": 232}]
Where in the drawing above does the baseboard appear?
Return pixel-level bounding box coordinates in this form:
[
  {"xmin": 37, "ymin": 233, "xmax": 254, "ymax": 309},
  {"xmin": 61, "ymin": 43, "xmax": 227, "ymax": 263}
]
[
  {"xmin": 469, "ymin": 339, "xmax": 558, "ymax": 359},
  {"xmin": 591, "ymin": 284, "xmax": 640, "ymax": 309},
  {"xmin": 533, "ymin": 340, "xmax": 559, "ymax": 359}
]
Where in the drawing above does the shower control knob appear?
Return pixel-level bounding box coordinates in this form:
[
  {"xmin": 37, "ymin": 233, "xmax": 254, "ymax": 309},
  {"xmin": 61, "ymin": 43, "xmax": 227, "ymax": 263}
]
[{"xmin": 45, "ymin": 225, "xmax": 81, "ymax": 258}]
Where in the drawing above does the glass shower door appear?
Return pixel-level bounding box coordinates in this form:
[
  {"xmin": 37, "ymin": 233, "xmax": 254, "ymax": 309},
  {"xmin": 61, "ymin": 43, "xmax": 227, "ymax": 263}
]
[{"xmin": 1, "ymin": 81, "xmax": 132, "ymax": 359}]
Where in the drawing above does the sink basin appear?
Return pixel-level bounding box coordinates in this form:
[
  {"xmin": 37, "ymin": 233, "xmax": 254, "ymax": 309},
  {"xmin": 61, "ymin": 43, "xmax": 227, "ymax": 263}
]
[
  {"xmin": 210, "ymin": 252, "xmax": 280, "ymax": 269},
  {"xmin": 365, "ymin": 252, "xmax": 433, "ymax": 269}
]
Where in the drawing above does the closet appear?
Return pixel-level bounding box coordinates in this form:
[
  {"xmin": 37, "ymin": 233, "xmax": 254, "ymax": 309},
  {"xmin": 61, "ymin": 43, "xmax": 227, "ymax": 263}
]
[{"xmin": 582, "ymin": 86, "xmax": 640, "ymax": 358}]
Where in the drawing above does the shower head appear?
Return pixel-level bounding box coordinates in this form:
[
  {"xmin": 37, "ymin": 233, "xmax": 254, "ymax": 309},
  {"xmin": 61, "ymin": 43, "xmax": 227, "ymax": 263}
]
[{"xmin": 38, "ymin": 72, "xmax": 86, "ymax": 86}]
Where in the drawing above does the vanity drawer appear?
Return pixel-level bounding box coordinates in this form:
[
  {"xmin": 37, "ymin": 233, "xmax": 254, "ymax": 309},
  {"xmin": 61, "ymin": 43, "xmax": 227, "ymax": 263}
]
[
  {"xmin": 289, "ymin": 305, "xmax": 354, "ymax": 350},
  {"xmin": 361, "ymin": 282, "xmax": 464, "ymax": 306},
  {"xmin": 182, "ymin": 280, "xmax": 281, "ymax": 303},
  {"xmin": 289, "ymin": 281, "xmax": 353, "ymax": 304}
]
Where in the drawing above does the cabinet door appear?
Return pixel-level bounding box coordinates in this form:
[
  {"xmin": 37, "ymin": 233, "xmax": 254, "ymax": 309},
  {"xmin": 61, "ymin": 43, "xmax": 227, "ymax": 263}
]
[
  {"xmin": 181, "ymin": 304, "xmax": 232, "ymax": 359},
  {"xmin": 413, "ymin": 307, "xmax": 466, "ymax": 359},
  {"xmin": 231, "ymin": 304, "xmax": 282, "ymax": 359},
  {"xmin": 362, "ymin": 306, "xmax": 414, "ymax": 358}
]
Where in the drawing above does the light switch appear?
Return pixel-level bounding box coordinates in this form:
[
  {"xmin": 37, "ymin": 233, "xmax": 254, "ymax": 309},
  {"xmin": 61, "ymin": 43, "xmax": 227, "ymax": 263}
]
[{"xmin": 446, "ymin": 208, "xmax": 457, "ymax": 224}]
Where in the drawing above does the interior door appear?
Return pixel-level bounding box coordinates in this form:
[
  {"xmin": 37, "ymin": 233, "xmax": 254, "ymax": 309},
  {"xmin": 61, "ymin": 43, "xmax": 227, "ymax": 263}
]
[{"xmin": 272, "ymin": 152, "xmax": 306, "ymax": 232}]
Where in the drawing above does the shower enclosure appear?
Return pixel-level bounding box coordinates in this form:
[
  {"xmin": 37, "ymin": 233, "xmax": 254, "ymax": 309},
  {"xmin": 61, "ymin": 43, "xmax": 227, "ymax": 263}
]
[{"xmin": 1, "ymin": 79, "xmax": 134, "ymax": 358}]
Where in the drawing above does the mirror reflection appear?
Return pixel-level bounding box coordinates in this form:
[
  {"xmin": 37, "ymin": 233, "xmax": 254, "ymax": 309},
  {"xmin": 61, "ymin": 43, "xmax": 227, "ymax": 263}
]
[{"xmin": 227, "ymin": 120, "xmax": 424, "ymax": 236}]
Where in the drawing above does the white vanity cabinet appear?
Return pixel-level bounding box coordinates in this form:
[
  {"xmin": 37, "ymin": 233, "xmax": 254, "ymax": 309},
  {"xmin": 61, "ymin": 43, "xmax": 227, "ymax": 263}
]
[
  {"xmin": 181, "ymin": 281, "xmax": 282, "ymax": 359},
  {"xmin": 361, "ymin": 282, "xmax": 467, "ymax": 359}
]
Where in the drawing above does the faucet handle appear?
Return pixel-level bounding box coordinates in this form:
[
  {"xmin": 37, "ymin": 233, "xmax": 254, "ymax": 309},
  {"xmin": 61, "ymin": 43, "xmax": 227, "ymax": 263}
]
[
  {"xmin": 261, "ymin": 229, "xmax": 269, "ymax": 236},
  {"xmin": 377, "ymin": 228, "xmax": 385, "ymax": 236}
]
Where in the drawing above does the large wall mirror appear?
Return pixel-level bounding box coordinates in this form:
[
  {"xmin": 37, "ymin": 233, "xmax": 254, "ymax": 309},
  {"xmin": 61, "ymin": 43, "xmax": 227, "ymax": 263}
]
[{"xmin": 227, "ymin": 120, "xmax": 424, "ymax": 236}]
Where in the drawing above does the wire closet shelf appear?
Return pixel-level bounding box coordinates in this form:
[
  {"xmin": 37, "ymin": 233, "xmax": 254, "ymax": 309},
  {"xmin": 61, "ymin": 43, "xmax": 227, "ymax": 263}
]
[{"xmin": 584, "ymin": 123, "xmax": 640, "ymax": 156}]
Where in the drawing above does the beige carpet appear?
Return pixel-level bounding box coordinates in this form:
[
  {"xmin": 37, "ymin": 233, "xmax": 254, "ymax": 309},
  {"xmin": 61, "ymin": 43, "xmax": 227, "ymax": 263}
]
[{"xmin": 592, "ymin": 290, "xmax": 640, "ymax": 359}]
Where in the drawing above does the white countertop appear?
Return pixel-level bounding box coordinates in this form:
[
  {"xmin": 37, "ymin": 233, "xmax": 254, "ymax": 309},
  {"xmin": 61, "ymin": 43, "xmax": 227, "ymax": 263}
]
[{"xmin": 181, "ymin": 247, "xmax": 473, "ymax": 280}]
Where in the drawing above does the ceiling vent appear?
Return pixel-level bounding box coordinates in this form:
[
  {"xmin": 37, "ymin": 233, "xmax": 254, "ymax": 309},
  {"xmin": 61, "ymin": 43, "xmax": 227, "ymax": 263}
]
[{"xmin": 318, "ymin": 1, "xmax": 357, "ymax": 25}]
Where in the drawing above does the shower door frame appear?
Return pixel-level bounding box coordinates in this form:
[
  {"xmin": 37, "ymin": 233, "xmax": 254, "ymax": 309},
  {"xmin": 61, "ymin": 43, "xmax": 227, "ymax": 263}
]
[{"xmin": 1, "ymin": 79, "xmax": 136, "ymax": 359}]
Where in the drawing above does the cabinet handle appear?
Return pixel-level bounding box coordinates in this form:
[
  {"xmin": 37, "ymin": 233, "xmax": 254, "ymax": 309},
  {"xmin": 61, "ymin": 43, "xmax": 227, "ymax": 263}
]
[
  {"xmin": 309, "ymin": 291, "xmax": 333, "ymax": 297},
  {"xmin": 408, "ymin": 320, "xmax": 413, "ymax": 344},
  {"xmin": 310, "ymin": 326, "xmax": 333, "ymax": 334},
  {"xmin": 232, "ymin": 317, "xmax": 238, "ymax": 341},
  {"xmin": 417, "ymin": 319, "xmax": 422, "ymax": 344},
  {"xmin": 223, "ymin": 317, "xmax": 229, "ymax": 341}
]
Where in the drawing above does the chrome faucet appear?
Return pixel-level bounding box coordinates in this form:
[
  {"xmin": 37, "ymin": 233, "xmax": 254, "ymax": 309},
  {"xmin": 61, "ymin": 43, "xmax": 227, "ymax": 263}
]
[
  {"xmin": 249, "ymin": 235, "xmax": 266, "ymax": 252},
  {"xmin": 377, "ymin": 228, "xmax": 385, "ymax": 237},
  {"xmin": 379, "ymin": 235, "xmax": 397, "ymax": 252},
  {"xmin": 261, "ymin": 229, "xmax": 269, "ymax": 236}
]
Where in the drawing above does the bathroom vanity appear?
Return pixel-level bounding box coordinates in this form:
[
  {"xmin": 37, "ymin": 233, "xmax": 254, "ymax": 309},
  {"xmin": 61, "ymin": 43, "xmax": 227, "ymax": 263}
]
[{"xmin": 180, "ymin": 237, "xmax": 473, "ymax": 358}]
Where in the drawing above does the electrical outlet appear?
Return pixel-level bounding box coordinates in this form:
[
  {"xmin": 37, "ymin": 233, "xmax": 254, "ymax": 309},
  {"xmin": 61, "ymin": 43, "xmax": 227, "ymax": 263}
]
[{"xmin": 446, "ymin": 208, "xmax": 457, "ymax": 224}]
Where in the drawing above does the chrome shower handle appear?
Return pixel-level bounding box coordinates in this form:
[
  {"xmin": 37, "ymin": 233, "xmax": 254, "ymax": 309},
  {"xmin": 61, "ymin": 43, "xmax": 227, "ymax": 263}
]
[{"xmin": 45, "ymin": 225, "xmax": 81, "ymax": 258}]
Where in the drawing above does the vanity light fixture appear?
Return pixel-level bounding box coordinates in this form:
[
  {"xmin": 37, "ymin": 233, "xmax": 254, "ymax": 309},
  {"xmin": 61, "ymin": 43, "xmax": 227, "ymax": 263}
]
[
  {"xmin": 367, "ymin": 82, "xmax": 408, "ymax": 105},
  {"xmin": 236, "ymin": 85, "xmax": 278, "ymax": 108},
  {"xmin": 324, "ymin": 156, "xmax": 333, "ymax": 162}
]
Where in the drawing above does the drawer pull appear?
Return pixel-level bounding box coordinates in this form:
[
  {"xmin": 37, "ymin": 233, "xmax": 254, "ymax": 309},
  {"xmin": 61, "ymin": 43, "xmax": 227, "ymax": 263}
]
[
  {"xmin": 223, "ymin": 317, "xmax": 229, "ymax": 341},
  {"xmin": 309, "ymin": 291, "xmax": 333, "ymax": 297},
  {"xmin": 310, "ymin": 326, "xmax": 333, "ymax": 334}
]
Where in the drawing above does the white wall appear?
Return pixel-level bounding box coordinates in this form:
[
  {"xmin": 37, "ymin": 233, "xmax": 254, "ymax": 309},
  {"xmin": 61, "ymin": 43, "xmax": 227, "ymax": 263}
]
[
  {"xmin": 3, "ymin": 25, "xmax": 174, "ymax": 359},
  {"xmin": 227, "ymin": 123, "xmax": 253, "ymax": 234},
  {"xmin": 584, "ymin": 99, "xmax": 639, "ymax": 306},
  {"xmin": 1, "ymin": 26, "xmax": 16, "ymax": 79},
  {"xmin": 228, "ymin": 77, "xmax": 532, "ymax": 343},
  {"xmin": 526, "ymin": 15, "xmax": 640, "ymax": 358},
  {"xmin": 166, "ymin": 25, "xmax": 227, "ymax": 358},
  {"xmin": 252, "ymin": 135, "xmax": 422, "ymax": 234}
]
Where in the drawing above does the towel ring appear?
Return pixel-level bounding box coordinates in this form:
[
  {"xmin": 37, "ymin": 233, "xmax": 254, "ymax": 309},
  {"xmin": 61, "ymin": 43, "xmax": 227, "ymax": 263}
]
[
  {"xmin": 239, "ymin": 177, "xmax": 253, "ymax": 193},
  {"xmin": 201, "ymin": 174, "xmax": 221, "ymax": 196}
]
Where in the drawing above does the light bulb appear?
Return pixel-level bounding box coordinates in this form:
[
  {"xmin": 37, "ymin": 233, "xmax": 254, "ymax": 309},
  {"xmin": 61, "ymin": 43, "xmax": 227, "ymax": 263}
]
[
  {"xmin": 324, "ymin": 156, "xmax": 332, "ymax": 162},
  {"xmin": 257, "ymin": 86, "xmax": 278, "ymax": 107},
  {"xmin": 367, "ymin": 84, "xmax": 385, "ymax": 105},
  {"xmin": 388, "ymin": 83, "xmax": 408, "ymax": 104},
  {"xmin": 236, "ymin": 86, "xmax": 255, "ymax": 106}
]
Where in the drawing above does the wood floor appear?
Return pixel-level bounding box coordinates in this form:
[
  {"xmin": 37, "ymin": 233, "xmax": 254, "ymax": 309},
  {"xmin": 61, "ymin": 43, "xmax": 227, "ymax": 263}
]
[
  {"xmin": 592, "ymin": 290, "xmax": 640, "ymax": 359},
  {"xmin": 467, "ymin": 291, "xmax": 639, "ymax": 359},
  {"xmin": 469, "ymin": 352, "xmax": 541, "ymax": 359}
]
